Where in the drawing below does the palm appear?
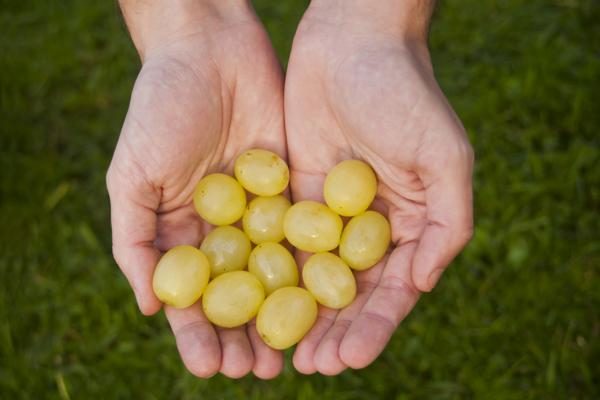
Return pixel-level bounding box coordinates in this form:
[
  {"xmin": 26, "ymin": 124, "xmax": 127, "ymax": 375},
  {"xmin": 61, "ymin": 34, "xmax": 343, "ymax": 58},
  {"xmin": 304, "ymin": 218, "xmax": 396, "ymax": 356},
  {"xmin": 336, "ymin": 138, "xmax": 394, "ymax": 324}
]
[
  {"xmin": 117, "ymin": 33, "xmax": 283, "ymax": 249},
  {"xmin": 107, "ymin": 21, "xmax": 285, "ymax": 378},
  {"xmin": 285, "ymin": 20, "xmax": 473, "ymax": 374}
]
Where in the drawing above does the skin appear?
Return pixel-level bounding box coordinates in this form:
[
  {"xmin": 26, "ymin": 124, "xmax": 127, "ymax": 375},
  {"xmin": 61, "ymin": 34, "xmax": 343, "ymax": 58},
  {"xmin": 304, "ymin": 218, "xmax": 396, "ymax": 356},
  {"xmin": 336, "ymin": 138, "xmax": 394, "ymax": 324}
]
[
  {"xmin": 107, "ymin": 0, "xmax": 474, "ymax": 379},
  {"xmin": 285, "ymin": 0, "xmax": 474, "ymax": 375},
  {"xmin": 106, "ymin": 0, "xmax": 284, "ymax": 379}
]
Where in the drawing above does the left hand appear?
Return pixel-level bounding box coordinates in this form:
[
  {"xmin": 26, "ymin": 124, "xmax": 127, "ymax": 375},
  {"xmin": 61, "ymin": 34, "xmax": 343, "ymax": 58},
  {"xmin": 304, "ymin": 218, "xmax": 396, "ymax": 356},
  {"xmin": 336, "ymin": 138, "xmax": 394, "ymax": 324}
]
[{"xmin": 284, "ymin": 0, "xmax": 474, "ymax": 375}]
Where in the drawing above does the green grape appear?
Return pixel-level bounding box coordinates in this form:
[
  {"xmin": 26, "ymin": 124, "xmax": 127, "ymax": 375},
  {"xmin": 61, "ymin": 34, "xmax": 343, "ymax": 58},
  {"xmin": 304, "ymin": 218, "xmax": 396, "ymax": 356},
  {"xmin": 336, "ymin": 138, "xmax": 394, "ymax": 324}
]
[
  {"xmin": 339, "ymin": 210, "xmax": 391, "ymax": 270},
  {"xmin": 302, "ymin": 252, "xmax": 356, "ymax": 309},
  {"xmin": 202, "ymin": 271, "xmax": 265, "ymax": 328},
  {"xmin": 243, "ymin": 195, "xmax": 291, "ymax": 244},
  {"xmin": 193, "ymin": 173, "xmax": 246, "ymax": 226},
  {"xmin": 200, "ymin": 226, "xmax": 251, "ymax": 278},
  {"xmin": 283, "ymin": 200, "xmax": 343, "ymax": 252},
  {"xmin": 256, "ymin": 287, "xmax": 317, "ymax": 350},
  {"xmin": 248, "ymin": 242, "xmax": 298, "ymax": 295},
  {"xmin": 234, "ymin": 149, "xmax": 289, "ymax": 196},
  {"xmin": 324, "ymin": 159, "xmax": 377, "ymax": 216},
  {"xmin": 152, "ymin": 245, "xmax": 211, "ymax": 309}
]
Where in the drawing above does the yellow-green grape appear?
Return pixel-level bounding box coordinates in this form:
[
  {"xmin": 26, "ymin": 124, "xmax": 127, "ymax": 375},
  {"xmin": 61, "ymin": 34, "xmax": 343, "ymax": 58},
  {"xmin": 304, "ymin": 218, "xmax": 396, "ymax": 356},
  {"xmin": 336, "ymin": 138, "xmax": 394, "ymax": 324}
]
[
  {"xmin": 283, "ymin": 200, "xmax": 343, "ymax": 252},
  {"xmin": 339, "ymin": 210, "xmax": 391, "ymax": 270},
  {"xmin": 256, "ymin": 287, "xmax": 317, "ymax": 350},
  {"xmin": 200, "ymin": 226, "xmax": 251, "ymax": 278},
  {"xmin": 193, "ymin": 173, "xmax": 246, "ymax": 226},
  {"xmin": 248, "ymin": 242, "xmax": 298, "ymax": 295},
  {"xmin": 302, "ymin": 252, "xmax": 356, "ymax": 309},
  {"xmin": 324, "ymin": 159, "xmax": 377, "ymax": 216},
  {"xmin": 243, "ymin": 195, "xmax": 291, "ymax": 244},
  {"xmin": 234, "ymin": 149, "xmax": 289, "ymax": 196},
  {"xmin": 202, "ymin": 271, "xmax": 265, "ymax": 328},
  {"xmin": 152, "ymin": 245, "xmax": 211, "ymax": 309}
]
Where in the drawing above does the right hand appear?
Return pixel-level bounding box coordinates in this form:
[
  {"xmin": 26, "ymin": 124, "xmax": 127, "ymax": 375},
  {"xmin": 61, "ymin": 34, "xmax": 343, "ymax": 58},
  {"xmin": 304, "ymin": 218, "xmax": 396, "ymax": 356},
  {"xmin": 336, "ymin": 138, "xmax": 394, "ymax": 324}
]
[{"xmin": 106, "ymin": 1, "xmax": 286, "ymax": 379}]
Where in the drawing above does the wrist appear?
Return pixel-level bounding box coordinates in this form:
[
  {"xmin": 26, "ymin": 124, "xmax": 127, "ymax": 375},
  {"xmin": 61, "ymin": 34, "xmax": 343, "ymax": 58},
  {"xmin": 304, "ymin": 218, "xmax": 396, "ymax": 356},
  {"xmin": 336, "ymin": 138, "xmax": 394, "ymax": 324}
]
[
  {"xmin": 305, "ymin": 0, "xmax": 435, "ymax": 44},
  {"xmin": 119, "ymin": 0, "xmax": 252, "ymax": 61}
]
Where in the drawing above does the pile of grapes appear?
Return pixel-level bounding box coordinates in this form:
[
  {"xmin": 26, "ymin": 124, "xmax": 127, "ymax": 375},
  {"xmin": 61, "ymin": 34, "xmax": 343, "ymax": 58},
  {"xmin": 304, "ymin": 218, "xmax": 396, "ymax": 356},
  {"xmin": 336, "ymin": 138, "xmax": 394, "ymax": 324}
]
[{"xmin": 152, "ymin": 149, "xmax": 391, "ymax": 350}]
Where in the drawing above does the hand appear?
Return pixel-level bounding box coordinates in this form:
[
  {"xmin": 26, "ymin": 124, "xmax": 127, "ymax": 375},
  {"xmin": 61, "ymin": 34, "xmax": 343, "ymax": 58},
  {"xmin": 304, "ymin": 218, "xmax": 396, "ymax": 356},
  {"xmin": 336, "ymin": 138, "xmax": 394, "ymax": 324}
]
[
  {"xmin": 284, "ymin": 0, "xmax": 474, "ymax": 375},
  {"xmin": 107, "ymin": 1, "xmax": 285, "ymax": 379}
]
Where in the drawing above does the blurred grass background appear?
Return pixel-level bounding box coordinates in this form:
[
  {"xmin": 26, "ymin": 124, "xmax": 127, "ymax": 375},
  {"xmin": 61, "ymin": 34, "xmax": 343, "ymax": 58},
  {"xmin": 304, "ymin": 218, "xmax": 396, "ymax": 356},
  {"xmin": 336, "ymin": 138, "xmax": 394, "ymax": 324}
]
[{"xmin": 1, "ymin": 0, "xmax": 599, "ymax": 398}]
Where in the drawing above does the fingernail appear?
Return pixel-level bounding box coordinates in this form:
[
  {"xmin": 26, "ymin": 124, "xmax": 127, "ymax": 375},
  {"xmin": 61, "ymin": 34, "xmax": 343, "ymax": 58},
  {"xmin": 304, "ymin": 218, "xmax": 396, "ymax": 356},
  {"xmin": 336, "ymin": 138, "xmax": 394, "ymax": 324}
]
[{"xmin": 427, "ymin": 268, "xmax": 445, "ymax": 290}]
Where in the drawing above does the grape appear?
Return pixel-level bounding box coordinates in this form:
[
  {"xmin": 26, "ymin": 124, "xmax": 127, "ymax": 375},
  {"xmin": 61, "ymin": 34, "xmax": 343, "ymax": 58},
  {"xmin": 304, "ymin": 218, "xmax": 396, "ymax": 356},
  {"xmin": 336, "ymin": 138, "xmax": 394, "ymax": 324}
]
[
  {"xmin": 339, "ymin": 210, "xmax": 391, "ymax": 270},
  {"xmin": 152, "ymin": 245, "xmax": 211, "ymax": 309},
  {"xmin": 302, "ymin": 252, "xmax": 356, "ymax": 309},
  {"xmin": 193, "ymin": 173, "xmax": 246, "ymax": 226},
  {"xmin": 200, "ymin": 226, "xmax": 251, "ymax": 278},
  {"xmin": 243, "ymin": 195, "xmax": 290, "ymax": 244},
  {"xmin": 324, "ymin": 159, "xmax": 377, "ymax": 216},
  {"xmin": 283, "ymin": 200, "xmax": 343, "ymax": 252},
  {"xmin": 256, "ymin": 287, "xmax": 317, "ymax": 350},
  {"xmin": 234, "ymin": 149, "xmax": 289, "ymax": 196},
  {"xmin": 202, "ymin": 271, "xmax": 265, "ymax": 328},
  {"xmin": 248, "ymin": 242, "xmax": 298, "ymax": 295}
]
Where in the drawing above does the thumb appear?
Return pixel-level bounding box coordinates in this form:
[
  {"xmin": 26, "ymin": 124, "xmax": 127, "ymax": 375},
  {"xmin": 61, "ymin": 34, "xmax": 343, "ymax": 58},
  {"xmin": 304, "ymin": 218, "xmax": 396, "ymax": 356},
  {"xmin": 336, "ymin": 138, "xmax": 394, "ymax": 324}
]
[
  {"xmin": 106, "ymin": 166, "xmax": 162, "ymax": 315},
  {"xmin": 411, "ymin": 139, "xmax": 474, "ymax": 292}
]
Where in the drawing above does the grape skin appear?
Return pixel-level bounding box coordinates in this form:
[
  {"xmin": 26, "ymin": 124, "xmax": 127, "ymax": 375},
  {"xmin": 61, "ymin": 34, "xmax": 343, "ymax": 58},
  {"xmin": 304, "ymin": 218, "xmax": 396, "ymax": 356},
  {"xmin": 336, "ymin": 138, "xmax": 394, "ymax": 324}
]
[
  {"xmin": 234, "ymin": 149, "xmax": 289, "ymax": 196},
  {"xmin": 200, "ymin": 226, "xmax": 251, "ymax": 278},
  {"xmin": 324, "ymin": 159, "xmax": 377, "ymax": 217},
  {"xmin": 242, "ymin": 195, "xmax": 291, "ymax": 244},
  {"xmin": 302, "ymin": 252, "xmax": 356, "ymax": 309},
  {"xmin": 248, "ymin": 242, "xmax": 298, "ymax": 295},
  {"xmin": 283, "ymin": 200, "xmax": 343, "ymax": 253},
  {"xmin": 256, "ymin": 287, "xmax": 318, "ymax": 350},
  {"xmin": 152, "ymin": 245, "xmax": 211, "ymax": 309},
  {"xmin": 193, "ymin": 173, "xmax": 246, "ymax": 226},
  {"xmin": 339, "ymin": 210, "xmax": 391, "ymax": 270},
  {"xmin": 202, "ymin": 271, "xmax": 265, "ymax": 328}
]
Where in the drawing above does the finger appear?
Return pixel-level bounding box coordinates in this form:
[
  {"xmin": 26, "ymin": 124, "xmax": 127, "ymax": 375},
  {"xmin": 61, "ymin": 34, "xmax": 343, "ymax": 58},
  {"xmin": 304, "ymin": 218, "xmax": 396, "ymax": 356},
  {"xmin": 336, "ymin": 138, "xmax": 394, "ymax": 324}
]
[
  {"xmin": 413, "ymin": 140, "xmax": 474, "ymax": 291},
  {"xmin": 312, "ymin": 319, "xmax": 349, "ymax": 376},
  {"xmin": 247, "ymin": 321, "xmax": 284, "ymax": 379},
  {"xmin": 287, "ymin": 167, "xmax": 339, "ymax": 374},
  {"xmin": 107, "ymin": 169, "xmax": 162, "ymax": 315},
  {"xmin": 292, "ymin": 247, "xmax": 338, "ymax": 375},
  {"xmin": 292, "ymin": 307, "xmax": 337, "ymax": 374},
  {"xmin": 292, "ymin": 251, "xmax": 337, "ymax": 375},
  {"xmin": 165, "ymin": 303, "xmax": 221, "ymax": 378},
  {"xmin": 312, "ymin": 262, "xmax": 383, "ymax": 375},
  {"xmin": 340, "ymin": 243, "xmax": 420, "ymax": 369},
  {"xmin": 216, "ymin": 326, "xmax": 254, "ymax": 379}
]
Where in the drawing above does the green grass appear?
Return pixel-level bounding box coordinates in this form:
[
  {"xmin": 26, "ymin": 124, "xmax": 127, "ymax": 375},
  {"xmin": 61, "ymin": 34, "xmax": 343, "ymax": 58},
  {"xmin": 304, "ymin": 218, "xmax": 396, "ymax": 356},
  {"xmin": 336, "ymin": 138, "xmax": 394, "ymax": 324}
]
[{"xmin": 1, "ymin": 0, "xmax": 598, "ymax": 398}]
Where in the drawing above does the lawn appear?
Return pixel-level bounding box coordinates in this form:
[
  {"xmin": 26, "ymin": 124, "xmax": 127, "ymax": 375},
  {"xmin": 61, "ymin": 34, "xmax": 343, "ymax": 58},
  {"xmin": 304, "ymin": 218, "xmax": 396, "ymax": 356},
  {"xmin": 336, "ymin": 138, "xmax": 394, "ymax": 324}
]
[{"xmin": 0, "ymin": 0, "xmax": 598, "ymax": 398}]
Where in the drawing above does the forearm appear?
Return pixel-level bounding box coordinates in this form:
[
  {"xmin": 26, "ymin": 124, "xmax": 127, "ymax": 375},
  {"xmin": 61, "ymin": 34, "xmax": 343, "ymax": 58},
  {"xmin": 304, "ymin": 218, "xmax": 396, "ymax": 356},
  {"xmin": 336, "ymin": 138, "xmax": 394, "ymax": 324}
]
[
  {"xmin": 306, "ymin": 0, "xmax": 435, "ymax": 42},
  {"xmin": 118, "ymin": 0, "xmax": 251, "ymax": 60}
]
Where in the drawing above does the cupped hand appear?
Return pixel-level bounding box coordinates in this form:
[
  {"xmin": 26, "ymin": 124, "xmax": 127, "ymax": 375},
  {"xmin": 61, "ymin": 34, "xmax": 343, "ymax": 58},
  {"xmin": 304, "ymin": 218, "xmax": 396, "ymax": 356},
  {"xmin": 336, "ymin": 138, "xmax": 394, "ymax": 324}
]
[
  {"xmin": 284, "ymin": 4, "xmax": 474, "ymax": 375},
  {"xmin": 106, "ymin": 3, "xmax": 285, "ymax": 379}
]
